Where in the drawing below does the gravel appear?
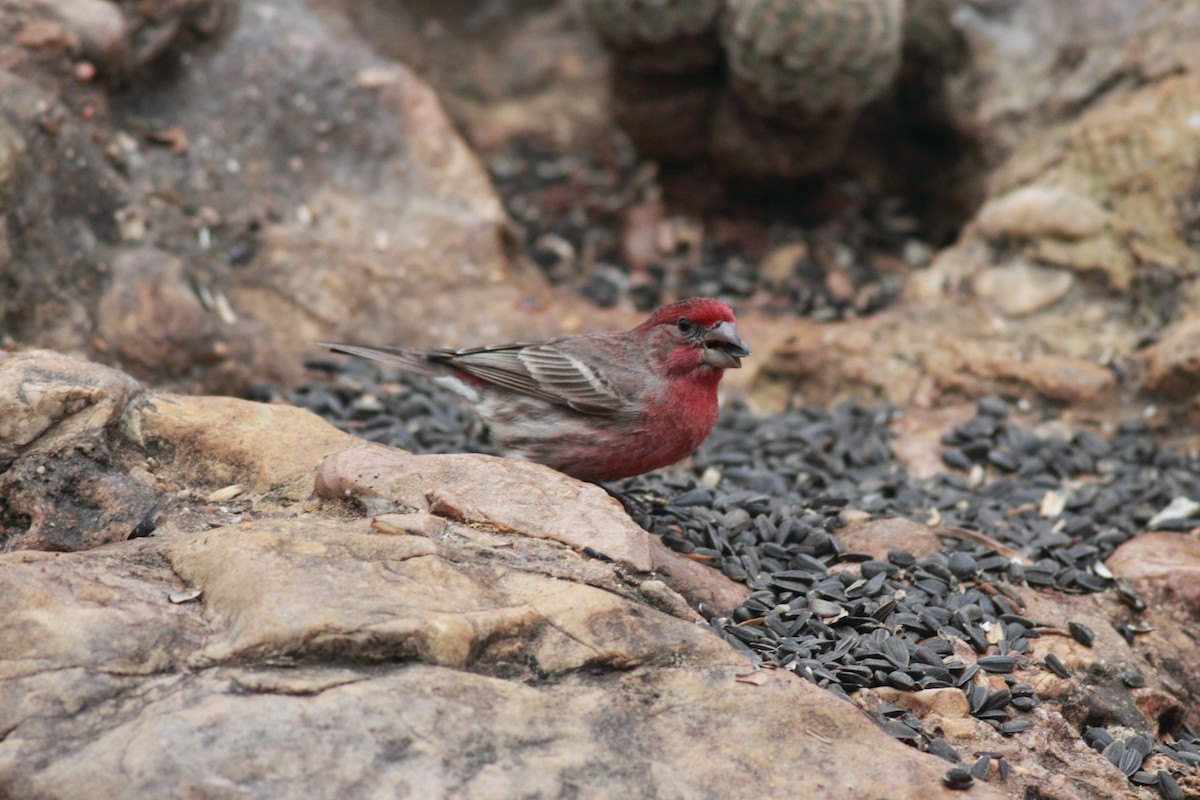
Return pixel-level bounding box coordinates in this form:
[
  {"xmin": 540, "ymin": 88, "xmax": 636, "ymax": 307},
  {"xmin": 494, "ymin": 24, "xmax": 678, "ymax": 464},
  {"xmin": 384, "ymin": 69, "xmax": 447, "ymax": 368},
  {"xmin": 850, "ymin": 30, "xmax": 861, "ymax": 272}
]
[{"xmin": 485, "ymin": 136, "xmax": 920, "ymax": 319}]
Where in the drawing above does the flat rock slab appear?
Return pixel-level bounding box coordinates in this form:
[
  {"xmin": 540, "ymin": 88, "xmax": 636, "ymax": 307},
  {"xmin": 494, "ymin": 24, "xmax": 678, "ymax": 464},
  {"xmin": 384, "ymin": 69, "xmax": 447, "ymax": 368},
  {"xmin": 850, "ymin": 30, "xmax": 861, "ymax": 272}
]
[
  {"xmin": 0, "ymin": 517, "xmax": 1002, "ymax": 800},
  {"xmin": 316, "ymin": 445, "xmax": 654, "ymax": 573}
]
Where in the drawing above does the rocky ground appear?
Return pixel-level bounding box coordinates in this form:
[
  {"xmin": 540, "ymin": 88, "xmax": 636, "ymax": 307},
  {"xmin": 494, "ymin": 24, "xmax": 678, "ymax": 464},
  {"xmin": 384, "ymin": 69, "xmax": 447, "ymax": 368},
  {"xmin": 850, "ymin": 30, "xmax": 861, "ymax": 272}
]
[{"xmin": 3, "ymin": 1, "xmax": 1200, "ymax": 799}]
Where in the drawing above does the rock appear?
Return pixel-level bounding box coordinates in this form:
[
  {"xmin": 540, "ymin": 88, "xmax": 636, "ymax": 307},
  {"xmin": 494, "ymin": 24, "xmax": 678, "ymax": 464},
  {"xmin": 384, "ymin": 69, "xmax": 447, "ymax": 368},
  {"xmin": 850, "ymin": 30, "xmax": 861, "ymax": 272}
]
[
  {"xmin": 0, "ymin": 351, "xmax": 152, "ymax": 551},
  {"xmin": 95, "ymin": 249, "xmax": 225, "ymax": 379},
  {"xmin": 946, "ymin": 0, "xmax": 1200, "ymax": 157},
  {"xmin": 890, "ymin": 405, "xmax": 978, "ymax": 479},
  {"xmin": 1020, "ymin": 570, "xmax": 1200, "ymax": 737},
  {"xmin": 874, "ymin": 686, "xmax": 972, "ymax": 720},
  {"xmin": 0, "ymin": 353, "xmax": 1008, "ymax": 800},
  {"xmin": 978, "ymin": 75, "xmax": 1200, "ymax": 291},
  {"xmin": 0, "ymin": 114, "xmax": 23, "ymax": 202},
  {"xmin": 129, "ymin": 393, "xmax": 356, "ymax": 502},
  {"xmin": 985, "ymin": 354, "xmax": 1115, "ymax": 406},
  {"xmin": 838, "ymin": 517, "xmax": 943, "ymax": 560},
  {"xmin": 975, "ymin": 186, "xmax": 1108, "ymax": 242},
  {"xmin": 1142, "ymin": 316, "xmax": 1200, "ymax": 399},
  {"xmin": 32, "ymin": 0, "xmax": 130, "ymax": 76},
  {"xmin": 1106, "ymin": 532, "xmax": 1200, "ymax": 618},
  {"xmin": 972, "ymin": 261, "xmax": 1074, "ymax": 317},
  {"xmin": 165, "ymin": 516, "xmax": 699, "ymax": 669},
  {"xmin": 0, "ymin": 351, "xmax": 140, "ymax": 469},
  {"xmin": 0, "ymin": 349, "xmax": 358, "ymax": 551},
  {"xmin": 1, "ymin": 0, "xmax": 561, "ymax": 395},
  {"xmin": 315, "ymin": 445, "xmax": 654, "ymax": 573}
]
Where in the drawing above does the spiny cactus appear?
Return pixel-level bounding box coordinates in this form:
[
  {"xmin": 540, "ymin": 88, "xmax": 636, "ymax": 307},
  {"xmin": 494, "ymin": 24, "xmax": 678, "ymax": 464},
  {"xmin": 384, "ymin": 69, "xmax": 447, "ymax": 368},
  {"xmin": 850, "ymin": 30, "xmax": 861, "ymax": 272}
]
[
  {"xmin": 583, "ymin": 0, "xmax": 962, "ymax": 180},
  {"xmin": 721, "ymin": 0, "xmax": 904, "ymax": 122},
  {"xmin": 581, "ymin": 0, "xmax": 724, "ymax": 73}
]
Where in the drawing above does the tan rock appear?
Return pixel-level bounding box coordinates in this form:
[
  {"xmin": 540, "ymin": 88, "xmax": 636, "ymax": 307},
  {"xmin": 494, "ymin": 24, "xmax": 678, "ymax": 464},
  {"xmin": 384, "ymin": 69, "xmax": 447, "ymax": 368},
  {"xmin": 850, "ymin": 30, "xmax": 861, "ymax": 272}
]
[
  {"xmin": 1106, "ymin": 531, "xmax": 1200, "ymax": 617},
  {"xmin": 948, "ymin": 0, "xmax": 1200, "ymax": 162},
  {"xmin": 976, "ymin": 186, "xmax": 1108, "ymax": 242},
  {"xmin": 984, "ymin": 354, "xmax": 1115, "ymax": 406},
  {"xmin": 972, "ymin": 261, "xmax": 1074, "ymax": 317},
  {"xmin": 0, "ymin": 350, "xmax": 141, "ymax": 467},
  {"xmin": 0, "ymin": 510, "xmax": 1006, "ymax": 800},
  {"xmin": 315, "ymin": 445, "xmax": 654, "ymax": 573},
  {"xmin": 130, "ymin": 392, "xmax": 357, "ymax": 501},
  {"xmin": 165, "ymin": 517, "xmax": 705, "ymax": 672},
  {"xmin": 95, "ymin": 250, "xmax": 227, "ymax": 380},
  {"xmin": 940, "ymin": 718, "xmax": 978, "ymax": 739},
  {"xmin": 0, "ymin": 351, "xmax": 154, "ymax": 550},
  {"xmin": 1142, "ymin": 315, "xmax": 1200, "ymax": 399},
  {"xmin": 0, "ymin": 114, "xmax": 23, "ymax": 203},
  {"xmin": 982, "ymin": 74, "xmax": 1200, "ymax": 290},
  {"xmin": 839, "ymin": 517, "xmax": 943, "ymax": 560},
  {"xmin": 32, "ymin": 0, "xmax": 130, "ymax": 75}
]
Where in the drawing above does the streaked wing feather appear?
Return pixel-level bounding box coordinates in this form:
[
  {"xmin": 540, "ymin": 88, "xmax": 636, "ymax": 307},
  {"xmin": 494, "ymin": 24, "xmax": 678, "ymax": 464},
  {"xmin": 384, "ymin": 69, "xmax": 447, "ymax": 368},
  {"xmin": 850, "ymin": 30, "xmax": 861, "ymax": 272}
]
[{"xmin": 445, "ymin": 342, "xmax": 627, "ymax": 414}]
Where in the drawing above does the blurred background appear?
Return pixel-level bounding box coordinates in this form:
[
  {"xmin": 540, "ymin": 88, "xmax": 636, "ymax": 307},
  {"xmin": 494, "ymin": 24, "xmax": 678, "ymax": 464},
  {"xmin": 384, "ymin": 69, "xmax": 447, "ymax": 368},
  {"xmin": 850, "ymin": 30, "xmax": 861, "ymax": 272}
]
[{"xmin": 1, "ymin": 0, "xmax": 1196, "ymax": 430}]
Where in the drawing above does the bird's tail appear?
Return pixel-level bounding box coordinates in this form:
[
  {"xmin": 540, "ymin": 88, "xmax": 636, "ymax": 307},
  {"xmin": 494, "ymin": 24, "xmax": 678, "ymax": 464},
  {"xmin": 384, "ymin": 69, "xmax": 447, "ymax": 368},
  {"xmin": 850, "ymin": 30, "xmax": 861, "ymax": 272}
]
[{"xmin": 314, "ymin": 342, "xmax": 437, "ymax": 376}]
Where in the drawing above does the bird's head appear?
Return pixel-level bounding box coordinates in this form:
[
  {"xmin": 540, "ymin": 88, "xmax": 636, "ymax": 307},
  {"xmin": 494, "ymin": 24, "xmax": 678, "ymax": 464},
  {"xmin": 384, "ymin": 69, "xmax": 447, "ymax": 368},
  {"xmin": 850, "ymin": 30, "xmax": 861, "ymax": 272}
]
[{"xmin": 639, "ymin": 298, "xmax": 751, "ymax": 376}]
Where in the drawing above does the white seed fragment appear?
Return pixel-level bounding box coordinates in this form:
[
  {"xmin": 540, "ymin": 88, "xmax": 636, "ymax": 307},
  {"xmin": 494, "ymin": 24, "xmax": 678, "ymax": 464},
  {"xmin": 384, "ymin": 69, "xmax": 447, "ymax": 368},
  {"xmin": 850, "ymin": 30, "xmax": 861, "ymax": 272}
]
[{"xmin": 205, "ymin": 484, "xmax": 244, "ymax": 503}]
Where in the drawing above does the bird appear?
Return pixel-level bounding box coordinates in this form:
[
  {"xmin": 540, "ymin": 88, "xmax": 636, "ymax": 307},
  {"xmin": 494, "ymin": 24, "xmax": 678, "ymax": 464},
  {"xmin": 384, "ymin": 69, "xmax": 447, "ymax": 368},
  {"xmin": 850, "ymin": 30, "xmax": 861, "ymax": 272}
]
[{"xmin": 317, "ymin": 297, "xmax": 750, "ymax": 482}]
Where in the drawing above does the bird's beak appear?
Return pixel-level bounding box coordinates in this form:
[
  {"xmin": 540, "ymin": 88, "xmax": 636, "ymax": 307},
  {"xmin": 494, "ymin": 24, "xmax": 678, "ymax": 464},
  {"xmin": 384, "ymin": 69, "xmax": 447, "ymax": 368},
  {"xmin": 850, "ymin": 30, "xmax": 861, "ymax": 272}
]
[{"xmin": 700, "ymin": 320, "xmax": 750, "ymax": 369}]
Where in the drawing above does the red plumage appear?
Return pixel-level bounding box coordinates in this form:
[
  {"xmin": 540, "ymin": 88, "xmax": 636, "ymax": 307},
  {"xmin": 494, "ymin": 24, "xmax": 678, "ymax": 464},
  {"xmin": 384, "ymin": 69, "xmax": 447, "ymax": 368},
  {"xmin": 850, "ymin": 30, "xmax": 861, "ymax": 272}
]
[{"xmin": 318, "ymin": 297, "xmax": 750, "ymax": 482}]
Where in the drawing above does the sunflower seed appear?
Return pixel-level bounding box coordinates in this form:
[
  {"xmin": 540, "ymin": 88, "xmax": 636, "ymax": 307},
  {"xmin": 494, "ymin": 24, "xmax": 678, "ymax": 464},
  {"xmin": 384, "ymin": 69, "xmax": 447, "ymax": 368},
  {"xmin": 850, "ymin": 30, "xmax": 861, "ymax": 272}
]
[
  {"xmin": 1157, "ymin": 770, "xmax": 1185, "ymax": 800},
  {"xmin": 1043, "ymin": 653, "xmax": 1070, "ymax": 679},
  {"xmin": 942, "ymin": 768, "xmax": 973, "ymax": 790},
  {"xmin": 1119, "ymin": 748, "xmax": 1144, "ymax": 777},
  {"xmin": 1102, "ymin": 740, "xmax": 1125, "ymax": 768},
  {"xmin": 927, "ymin": 738, "xmax": 961, "ymax": 764},
  {"xmin": 1067, "ymin": 621, "xmax": 1095, "ymax": 647},
  {"xmin": 977, "ymin": 655, "xmax": 1015, "ymax": 674}
]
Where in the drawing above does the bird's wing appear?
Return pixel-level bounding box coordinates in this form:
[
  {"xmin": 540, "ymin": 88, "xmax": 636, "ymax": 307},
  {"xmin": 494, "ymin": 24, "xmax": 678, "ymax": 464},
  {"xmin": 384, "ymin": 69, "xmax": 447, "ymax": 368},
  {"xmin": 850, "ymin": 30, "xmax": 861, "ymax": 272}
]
[{"xmin": 442, "ymin": 340, "xmax": 630, "ymax": 415}]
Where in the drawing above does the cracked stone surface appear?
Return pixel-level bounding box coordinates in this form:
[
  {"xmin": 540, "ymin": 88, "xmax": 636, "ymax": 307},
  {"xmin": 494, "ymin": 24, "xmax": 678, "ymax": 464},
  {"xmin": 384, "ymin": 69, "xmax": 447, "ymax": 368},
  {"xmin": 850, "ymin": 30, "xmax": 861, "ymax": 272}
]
[{"xmin": 0, "ymin": 350, "xmax": 999, "ymax": 800}]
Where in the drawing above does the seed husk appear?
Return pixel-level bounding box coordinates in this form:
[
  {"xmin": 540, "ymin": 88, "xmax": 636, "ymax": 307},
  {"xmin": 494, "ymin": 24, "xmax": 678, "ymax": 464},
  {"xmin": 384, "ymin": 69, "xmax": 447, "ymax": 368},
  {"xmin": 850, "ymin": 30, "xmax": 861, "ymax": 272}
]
[
  {"xmin": 1118, "ymin": 748, "xmax": 1143, "ymax": 778},
  {"xmin": 1157, "ymin": 770, "xmax": 1185, "ymax": 800},
  {"xmin": 1067, "ymin": 621, "xmax": 1095, "ymax": 647},
  {"xmin": 927, "ymin": 737, "xmax": 961, "ymax": 764},
  {"xmin": 977, "ymin": 655, "xmax": 1015, "ymax": 674},
  {"xmin": 1043, "ymin": 653, "xmax": 1070, "ymax": 679},
  {"xmin": 1103, "ymin": 740, "xmax": 1126, "ymax": 769},
  {"xmin": 942, "ymin": 768, "xmax": 973, "ymax": 790}
]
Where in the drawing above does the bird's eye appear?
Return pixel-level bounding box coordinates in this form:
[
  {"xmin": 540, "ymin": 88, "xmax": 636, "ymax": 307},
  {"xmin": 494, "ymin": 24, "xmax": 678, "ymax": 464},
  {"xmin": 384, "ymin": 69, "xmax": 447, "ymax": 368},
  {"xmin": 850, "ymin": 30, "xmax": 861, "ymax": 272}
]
[{"xmin": 677, "ymin": 317, "xmax": 694, "ymax": 334}]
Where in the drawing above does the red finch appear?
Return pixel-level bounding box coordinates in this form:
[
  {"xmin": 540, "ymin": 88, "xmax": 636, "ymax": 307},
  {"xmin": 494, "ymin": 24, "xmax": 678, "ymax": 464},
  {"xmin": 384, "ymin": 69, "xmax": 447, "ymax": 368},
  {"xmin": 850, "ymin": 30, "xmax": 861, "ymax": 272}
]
[{"xmin": 318, "ymin": 297, "xmax": 750, "ymax": 482}]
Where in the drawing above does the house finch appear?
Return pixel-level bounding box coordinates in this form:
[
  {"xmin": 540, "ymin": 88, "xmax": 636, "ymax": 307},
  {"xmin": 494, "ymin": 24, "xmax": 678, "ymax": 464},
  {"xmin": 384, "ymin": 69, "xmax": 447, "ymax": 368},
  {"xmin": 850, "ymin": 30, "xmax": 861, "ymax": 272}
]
[{"xmin": 318, "ymin": 297, "xmax": 750, "ymax": 482}]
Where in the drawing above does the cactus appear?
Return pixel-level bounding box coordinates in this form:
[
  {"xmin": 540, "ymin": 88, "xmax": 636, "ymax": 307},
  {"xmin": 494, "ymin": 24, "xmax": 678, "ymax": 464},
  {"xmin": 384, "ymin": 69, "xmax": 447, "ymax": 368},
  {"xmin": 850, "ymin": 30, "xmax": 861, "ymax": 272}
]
[
  {"xmin": 581, "ymin": 0, "xmax": 724, "ymax": 73},
  {"xmin": 721, "ymin": 0, "xmax": 904, "ymax": 122},
  {"xmin": 581, "ymin": 0, "xmax": 965, "ymax": 179}
]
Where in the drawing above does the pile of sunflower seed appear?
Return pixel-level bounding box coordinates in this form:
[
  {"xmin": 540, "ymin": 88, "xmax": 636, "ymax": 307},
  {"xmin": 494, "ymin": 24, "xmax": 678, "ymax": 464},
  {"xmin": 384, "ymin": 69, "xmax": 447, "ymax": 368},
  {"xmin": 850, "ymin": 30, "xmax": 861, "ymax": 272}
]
[{"xmin": 289, "ymin": 362, "xmax": 1198, "ymax": 796}]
